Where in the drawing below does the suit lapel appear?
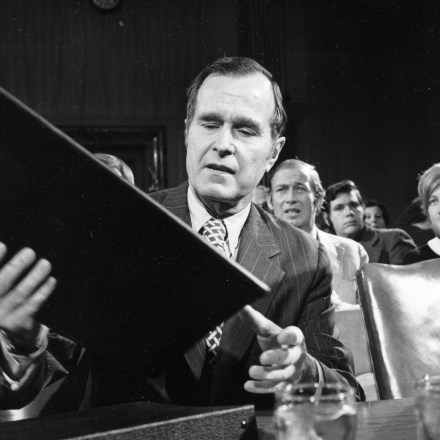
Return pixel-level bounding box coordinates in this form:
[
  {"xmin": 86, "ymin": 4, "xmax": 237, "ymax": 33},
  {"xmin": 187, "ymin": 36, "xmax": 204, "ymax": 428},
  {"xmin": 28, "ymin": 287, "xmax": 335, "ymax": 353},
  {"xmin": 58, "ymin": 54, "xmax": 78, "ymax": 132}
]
[
  {"xmin": 318, "ymin": 231, "xmax": 343, "ymax": 286},
  {"xmin": 160, "ymin": 182, "xmax": 191, "ymax": 226},
  {"xmin": 215, "ymin": 206, "xmax": 285, "ymax": 375},
  {"xmin": 334, "ymin": 242, "xmax": 346, "ymax": 282}
]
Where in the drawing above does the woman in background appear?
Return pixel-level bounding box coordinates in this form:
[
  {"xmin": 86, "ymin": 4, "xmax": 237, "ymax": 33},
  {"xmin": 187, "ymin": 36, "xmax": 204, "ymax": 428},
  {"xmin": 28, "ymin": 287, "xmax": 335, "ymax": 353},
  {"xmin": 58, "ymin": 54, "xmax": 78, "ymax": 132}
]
[{"xmin": 404, "ymin": 163, "xmax": 440, "ymax": 263}]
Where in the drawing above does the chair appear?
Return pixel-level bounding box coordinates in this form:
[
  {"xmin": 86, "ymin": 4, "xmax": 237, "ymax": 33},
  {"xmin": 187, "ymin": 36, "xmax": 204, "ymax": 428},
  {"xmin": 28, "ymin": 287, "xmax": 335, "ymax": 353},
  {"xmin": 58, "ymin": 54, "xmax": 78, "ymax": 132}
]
[
  {"xmin": 335, "ymin": 306, "xmax": 377, "ymax": 400},
  {"xmin": 357, "ymin": 259, "xmax": 440, "ymax": 400}
]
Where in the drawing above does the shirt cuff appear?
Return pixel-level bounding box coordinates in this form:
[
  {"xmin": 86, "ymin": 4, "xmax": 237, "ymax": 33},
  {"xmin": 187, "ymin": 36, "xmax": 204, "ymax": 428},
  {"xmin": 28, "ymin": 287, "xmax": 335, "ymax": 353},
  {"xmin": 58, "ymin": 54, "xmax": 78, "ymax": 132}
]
[{"xmin": 1, "ymin": 325, "xmax": 49, "ymax": 389}]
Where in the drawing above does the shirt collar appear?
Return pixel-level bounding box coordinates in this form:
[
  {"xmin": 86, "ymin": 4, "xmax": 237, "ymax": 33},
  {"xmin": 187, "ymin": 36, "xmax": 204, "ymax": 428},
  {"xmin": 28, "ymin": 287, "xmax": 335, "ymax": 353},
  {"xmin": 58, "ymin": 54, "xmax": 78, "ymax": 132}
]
[
  {"xmin": 187, "ymin": 184, "xmax": 251, "ymax": 256},
  {"xmin": 428, "ymin": 236, "xmax": 440, "ymax": 255},
  {"xmin": 311, "ymin": 225, "xmax": 319, "ymax": 240}
]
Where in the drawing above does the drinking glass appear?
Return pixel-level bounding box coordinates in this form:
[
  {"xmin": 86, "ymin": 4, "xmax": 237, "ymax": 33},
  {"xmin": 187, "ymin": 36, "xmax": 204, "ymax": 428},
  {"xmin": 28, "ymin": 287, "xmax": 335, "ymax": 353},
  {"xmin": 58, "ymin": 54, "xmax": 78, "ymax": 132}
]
[
  {"xmin": 415, "ymin": 375, "xmax": 440, "ymax": 440},
  {"xmin": 274, "ymin": 382, "xmax": 357, "ymax": 440}
]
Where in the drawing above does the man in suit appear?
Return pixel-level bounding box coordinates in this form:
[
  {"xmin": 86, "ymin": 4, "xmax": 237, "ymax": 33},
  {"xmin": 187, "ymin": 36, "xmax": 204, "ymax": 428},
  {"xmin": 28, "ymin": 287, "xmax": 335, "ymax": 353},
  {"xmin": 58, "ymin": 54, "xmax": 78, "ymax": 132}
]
[
  {"xmin": 324, "ymin": 180, "xmax": 417, "ymax": 264},
  {"xmin": 267, "ymin": 159, "xmax": 368, "ymax": 305},
  {"xmin": 146, "ymin": 57, "xmax": 362, "ymax": 406},
  {"xmin": 0, "ymin": 57, "xmax": 362, "ymax": 411}
]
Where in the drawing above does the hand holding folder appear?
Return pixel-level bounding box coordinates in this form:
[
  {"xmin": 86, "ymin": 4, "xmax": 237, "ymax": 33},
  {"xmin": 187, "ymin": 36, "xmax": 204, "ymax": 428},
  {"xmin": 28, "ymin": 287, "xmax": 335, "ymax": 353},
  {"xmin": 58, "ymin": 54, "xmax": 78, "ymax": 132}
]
[{"xmin": 0, "ymin": 245, "xmax": 56, "ymax": 354}]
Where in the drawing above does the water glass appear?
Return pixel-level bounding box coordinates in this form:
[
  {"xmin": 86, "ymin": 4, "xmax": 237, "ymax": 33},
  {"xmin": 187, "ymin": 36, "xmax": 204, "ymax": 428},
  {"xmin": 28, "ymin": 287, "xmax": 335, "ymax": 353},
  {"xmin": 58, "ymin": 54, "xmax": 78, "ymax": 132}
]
[
  {"xmin": 415, "ymin": 375, "xmax": 440, "ymax": 440},
  {"xmin": 274, "ymin": 382, "xmax": 357, "ymax": 440}
]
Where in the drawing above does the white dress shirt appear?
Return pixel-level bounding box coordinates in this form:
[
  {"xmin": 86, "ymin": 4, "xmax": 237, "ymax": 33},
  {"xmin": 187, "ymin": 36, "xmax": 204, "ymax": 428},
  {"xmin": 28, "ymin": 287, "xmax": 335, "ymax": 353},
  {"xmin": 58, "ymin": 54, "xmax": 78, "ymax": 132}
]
[{"xmin": 428, "ymin": 236, "xmax": 440, "ymax": 255}]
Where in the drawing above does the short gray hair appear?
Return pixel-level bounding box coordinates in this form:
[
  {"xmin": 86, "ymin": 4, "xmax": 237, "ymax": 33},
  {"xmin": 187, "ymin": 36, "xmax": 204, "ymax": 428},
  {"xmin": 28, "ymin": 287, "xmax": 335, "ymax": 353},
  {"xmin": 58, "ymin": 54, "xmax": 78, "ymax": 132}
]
[{"xmin": 186, "ymin": 56, "xmax": 287, "ymax": 140}]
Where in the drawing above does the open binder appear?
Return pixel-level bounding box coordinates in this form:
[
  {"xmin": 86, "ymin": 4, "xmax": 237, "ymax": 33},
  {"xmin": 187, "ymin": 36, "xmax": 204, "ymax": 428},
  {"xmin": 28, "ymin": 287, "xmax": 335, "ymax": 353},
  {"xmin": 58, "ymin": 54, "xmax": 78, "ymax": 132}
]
[{"xmin": 0, "ymin": 87, "xmax": 269, "ymax": 378}]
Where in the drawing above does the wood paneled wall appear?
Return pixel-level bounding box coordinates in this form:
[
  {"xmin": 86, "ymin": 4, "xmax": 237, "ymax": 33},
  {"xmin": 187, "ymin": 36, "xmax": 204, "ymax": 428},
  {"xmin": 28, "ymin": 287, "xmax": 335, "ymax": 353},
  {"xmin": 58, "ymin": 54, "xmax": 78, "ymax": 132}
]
[{"xmin": 0, "ymin": 0, "xmax": 240, "ymax": 186}]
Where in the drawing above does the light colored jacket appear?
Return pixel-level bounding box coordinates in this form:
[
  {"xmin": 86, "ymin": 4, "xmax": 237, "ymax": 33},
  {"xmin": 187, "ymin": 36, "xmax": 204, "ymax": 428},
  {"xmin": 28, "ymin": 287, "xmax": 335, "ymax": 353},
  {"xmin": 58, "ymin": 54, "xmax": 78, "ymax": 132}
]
[{"xmin": 317, "ymin": 229, "xmax": 369, "ymax": 305}]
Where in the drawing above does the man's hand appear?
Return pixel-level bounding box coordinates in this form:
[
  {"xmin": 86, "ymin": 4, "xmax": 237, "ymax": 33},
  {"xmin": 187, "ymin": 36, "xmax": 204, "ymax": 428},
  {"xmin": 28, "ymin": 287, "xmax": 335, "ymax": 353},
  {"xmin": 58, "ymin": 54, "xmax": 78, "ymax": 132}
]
[
  {"xmin": 239, "ymin": 305, "xmax": 306, "ymax": 394},
  {"xmin": 0, "ymin": 243, "xmax": 56, "ymax": 352}
]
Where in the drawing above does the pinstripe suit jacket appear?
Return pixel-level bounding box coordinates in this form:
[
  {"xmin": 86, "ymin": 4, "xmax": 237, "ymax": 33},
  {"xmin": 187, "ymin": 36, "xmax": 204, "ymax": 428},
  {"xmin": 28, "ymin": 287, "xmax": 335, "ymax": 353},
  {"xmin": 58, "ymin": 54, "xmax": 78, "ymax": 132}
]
[{"xmin": 150, "ymin": 183, "xmax": 363, "ymax": 408}]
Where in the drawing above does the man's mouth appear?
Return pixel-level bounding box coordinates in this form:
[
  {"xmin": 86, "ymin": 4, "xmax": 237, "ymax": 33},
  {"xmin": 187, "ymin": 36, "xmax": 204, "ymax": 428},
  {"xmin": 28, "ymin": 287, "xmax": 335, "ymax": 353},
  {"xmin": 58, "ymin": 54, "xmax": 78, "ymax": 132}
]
[
  {"xmin": 344, "ymin": 220, "xmax": 358, "ymax": 227},
  {"xmin": 284, "ymin": 208, "xmax": 301, "ymax": 215},
  {"xmin": 206, "ymin": 164, "xmax": 235, "ymax": 174}
]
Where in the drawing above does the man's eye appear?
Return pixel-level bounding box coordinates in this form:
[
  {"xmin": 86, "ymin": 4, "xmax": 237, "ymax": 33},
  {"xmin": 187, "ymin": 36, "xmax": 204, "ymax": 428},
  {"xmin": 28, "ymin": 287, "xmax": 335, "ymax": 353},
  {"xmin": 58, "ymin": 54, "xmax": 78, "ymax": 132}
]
[
  {"xmin": 202, "ymin": 122, "xmax": 219, "ymax": 130},
  {"xmin": 237, "ymin": 128, "xmax": 255, "ymax": 137},
  {"xmin": 296, "ymin": 187, "xmax": 306, "ymax": 192}
]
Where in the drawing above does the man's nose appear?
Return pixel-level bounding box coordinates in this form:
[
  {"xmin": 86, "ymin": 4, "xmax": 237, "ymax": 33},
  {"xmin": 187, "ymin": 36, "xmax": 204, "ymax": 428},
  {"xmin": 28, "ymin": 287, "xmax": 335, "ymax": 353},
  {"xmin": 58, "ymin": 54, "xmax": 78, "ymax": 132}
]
[
  {"xmin": 214, "ymin": 127, "xmax": 235, "ymax": 156},
  {"xmin": 344, "ymin": 206, "xmax": 354, "ymax": 216},
  {"xmin": 285, "ymin": 188, "xmax": 297, "ymax": 203}
]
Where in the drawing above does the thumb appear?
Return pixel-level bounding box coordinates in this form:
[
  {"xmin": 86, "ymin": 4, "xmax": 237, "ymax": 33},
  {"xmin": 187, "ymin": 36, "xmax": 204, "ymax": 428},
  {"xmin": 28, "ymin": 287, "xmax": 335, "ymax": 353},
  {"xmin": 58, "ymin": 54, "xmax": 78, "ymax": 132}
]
[{"xmin": 239, "ymin": 305, "xmax": 281, "ymax": 337}]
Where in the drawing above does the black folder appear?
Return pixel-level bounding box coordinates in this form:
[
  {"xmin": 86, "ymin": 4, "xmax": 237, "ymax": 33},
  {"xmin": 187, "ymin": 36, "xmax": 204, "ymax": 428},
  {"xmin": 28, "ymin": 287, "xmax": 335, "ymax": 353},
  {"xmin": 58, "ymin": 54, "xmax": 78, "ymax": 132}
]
[{"xmin": 0, "ymin": 87, "xmax": 269, "ymax": 377}]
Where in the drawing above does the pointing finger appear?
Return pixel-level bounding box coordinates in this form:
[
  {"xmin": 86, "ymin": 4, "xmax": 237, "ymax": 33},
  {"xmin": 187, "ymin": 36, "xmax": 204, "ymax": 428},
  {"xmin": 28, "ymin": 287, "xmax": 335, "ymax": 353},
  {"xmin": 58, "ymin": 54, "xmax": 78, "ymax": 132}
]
[{"xmin": 239, "ymin": 305, "xmax": 281, "ymax": 337}]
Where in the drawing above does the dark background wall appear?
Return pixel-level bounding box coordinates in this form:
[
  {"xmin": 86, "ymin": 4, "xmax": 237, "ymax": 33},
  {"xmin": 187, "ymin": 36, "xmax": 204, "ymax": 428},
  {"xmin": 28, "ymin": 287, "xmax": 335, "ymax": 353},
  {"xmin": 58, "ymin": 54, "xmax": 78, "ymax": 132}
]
[{"xmin": 1, "ymin": 0, "xmax": 439, "ymax": 223}]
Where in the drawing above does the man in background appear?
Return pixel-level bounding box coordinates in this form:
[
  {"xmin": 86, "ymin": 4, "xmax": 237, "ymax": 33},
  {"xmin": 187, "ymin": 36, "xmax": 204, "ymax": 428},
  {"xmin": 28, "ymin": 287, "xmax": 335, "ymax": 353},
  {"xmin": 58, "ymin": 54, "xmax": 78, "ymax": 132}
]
[
  {"xmin": 324, "ymin": 180, "xmax": 417, "ymax": 264},
  {"xmin": 267, "ymin": 159, "xmax": 368, "ymax": 305}
]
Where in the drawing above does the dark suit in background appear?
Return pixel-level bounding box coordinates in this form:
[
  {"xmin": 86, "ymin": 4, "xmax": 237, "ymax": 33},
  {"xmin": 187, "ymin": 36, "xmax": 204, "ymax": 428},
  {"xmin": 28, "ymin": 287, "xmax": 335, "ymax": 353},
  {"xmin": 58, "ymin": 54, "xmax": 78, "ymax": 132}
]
[{"xmin": 354, "ymin": 225, "xmax": 417, "ymax": 264}]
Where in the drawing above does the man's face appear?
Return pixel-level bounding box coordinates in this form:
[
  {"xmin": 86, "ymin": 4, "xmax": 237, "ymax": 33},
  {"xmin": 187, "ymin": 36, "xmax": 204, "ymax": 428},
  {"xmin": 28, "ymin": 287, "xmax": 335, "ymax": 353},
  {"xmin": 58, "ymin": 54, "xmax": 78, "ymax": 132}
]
[
  {"xmin": 185, "ymin": 73, "xmax": 284, "ymax": 213},
  {"xmin": 428, "ymin": 186, "xmax": 440, "ymax": 238},
  {"xmin": 268, "ymin": 168, "xmax": 317, "ymax": 233},
  {"xmin": 328, "ymin": 190, "xmax": 364, "ymax": 238}
]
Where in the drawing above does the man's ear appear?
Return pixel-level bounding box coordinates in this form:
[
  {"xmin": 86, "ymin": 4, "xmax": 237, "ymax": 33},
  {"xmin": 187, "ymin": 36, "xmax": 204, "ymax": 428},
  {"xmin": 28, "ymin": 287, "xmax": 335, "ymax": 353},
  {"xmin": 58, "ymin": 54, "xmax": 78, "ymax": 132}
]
[
  {"xmin": 322, "ymin": 211, "xmax": 331, "ymax": 226},
  {"xmin": 184, "ymin": 119, "xmax": 189, "ymax": 148},
  {"xmin": 266, "ymin": 192, "xmax": 274, "ymax": 211},
  {"xmin": 265, "ymin": 137, "xmax": 285, "ymax": 173},
  {"xmin": 314, "ymin": 197, "xmax": 324, "ymax": 212}
]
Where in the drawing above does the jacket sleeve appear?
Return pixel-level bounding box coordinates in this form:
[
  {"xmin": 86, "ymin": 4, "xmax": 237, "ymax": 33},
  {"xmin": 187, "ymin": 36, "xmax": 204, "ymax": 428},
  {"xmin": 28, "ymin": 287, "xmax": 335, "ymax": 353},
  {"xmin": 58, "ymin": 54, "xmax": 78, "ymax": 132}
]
[
  {"xmin": 0, "ymin": 330, "xmax": 82, "ymax": 410},
  {"xmin": 0, "ymin": 327, "xmax": 50, "ymax": 409}
]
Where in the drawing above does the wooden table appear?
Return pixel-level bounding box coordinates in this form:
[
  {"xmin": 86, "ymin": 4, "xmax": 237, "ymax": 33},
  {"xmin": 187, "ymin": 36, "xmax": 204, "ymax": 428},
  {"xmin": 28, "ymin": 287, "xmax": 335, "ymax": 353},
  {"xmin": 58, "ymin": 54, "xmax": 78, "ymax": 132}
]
[{"xmin": 257, "ymin": 397, "xmax": 418, "ymax": 440}]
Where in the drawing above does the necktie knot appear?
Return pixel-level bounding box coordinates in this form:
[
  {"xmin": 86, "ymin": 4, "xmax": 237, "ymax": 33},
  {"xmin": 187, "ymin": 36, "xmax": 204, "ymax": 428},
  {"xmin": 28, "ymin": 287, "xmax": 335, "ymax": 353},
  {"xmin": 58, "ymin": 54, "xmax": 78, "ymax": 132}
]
[{"xmin": 202, "ymin": 218, "xmax": 228, "ymax": 255}]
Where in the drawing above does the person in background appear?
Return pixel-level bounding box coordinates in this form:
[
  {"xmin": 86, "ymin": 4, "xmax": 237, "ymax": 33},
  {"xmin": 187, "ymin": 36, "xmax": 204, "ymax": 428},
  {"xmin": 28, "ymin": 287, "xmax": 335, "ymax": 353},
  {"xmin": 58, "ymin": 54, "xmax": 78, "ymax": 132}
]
[
  {"xmin": 267, "ymin": 159, "xmax": 368, "ymax": 306},
  {"xmin": 94, "ymin": 153, "xmax": 135, "ymax": 185},
  {"xmin": 396, "ymin": 197, "xmax": 434, "ymax": 247},
  {"xmin": 324, "ymin": 180, "xmax": 417, "ymax": 264},
  {"xmin": 403, "ymin": 163, "xmax": 440, "ymax": 263},
  {"xmin": 364, "ymin": 199, "xmax": 388, "ymax": 229}
]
